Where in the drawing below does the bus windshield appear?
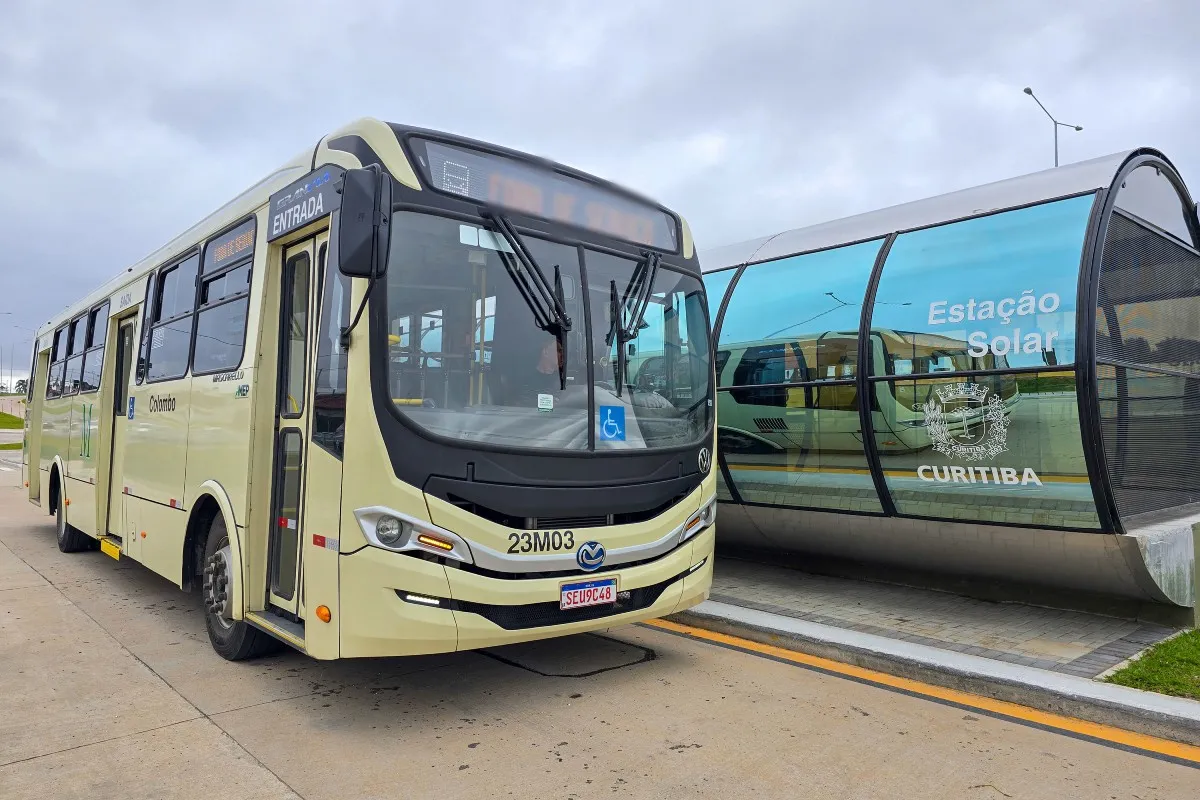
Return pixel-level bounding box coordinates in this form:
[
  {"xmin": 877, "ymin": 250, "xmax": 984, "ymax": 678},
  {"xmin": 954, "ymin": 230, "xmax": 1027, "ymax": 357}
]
[{"xmin": 384, "ymin": 211, "xmax": 711, "ymax": 451}]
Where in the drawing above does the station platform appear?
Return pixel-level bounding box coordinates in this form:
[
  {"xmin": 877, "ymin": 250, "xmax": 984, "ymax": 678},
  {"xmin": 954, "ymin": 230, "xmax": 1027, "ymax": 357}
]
[
  {"xmin": 669, "ymin": 555, "xmax": 1200, "ymax": 746},
  {"xmin": 701, "ymin": 556, "xmax": 1179, "ymax": 679}
]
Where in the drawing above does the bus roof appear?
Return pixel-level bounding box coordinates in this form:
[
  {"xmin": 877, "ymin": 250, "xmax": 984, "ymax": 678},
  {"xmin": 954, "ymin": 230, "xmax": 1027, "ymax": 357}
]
[{"xmin": 700, "ymin": 147, "xmax": 1176, "ymax": 273}]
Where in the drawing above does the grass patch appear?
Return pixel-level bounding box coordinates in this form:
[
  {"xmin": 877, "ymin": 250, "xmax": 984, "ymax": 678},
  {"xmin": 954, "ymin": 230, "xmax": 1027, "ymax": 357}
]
[
  {"xmin": 0, "ymin": 442, "xmax": 22, "ymax": 450},
  {"xmin": 0, "ymin": 411, "xmax": 23, "ymax": 430},
  {"xmin": 1105, "ymin": 629, "xmax": 1200, "ymax": 700}
]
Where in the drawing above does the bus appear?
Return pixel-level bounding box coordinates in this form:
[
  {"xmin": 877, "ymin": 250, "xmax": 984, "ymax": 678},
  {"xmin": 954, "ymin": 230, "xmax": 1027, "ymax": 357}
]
[{"xmin": 23, "ymin": 118, "xmax": 717, "ymax": 661}]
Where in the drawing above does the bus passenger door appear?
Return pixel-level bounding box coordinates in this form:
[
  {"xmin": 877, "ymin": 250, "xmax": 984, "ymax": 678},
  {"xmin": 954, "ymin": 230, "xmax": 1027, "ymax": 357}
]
[
  {"xmin": 106, "ymin": 319, "xmax": 136, "ymax": 543},
  {"xmin": 267, "ymin": 238, "xmax": 318, "ymax": 617}
]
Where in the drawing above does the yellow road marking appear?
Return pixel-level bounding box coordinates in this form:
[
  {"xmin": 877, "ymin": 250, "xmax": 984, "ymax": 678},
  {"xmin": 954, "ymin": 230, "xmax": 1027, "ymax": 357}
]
[{"xmin": 645, "ymin": 618, "xmax": 1200, "ymax": 766}]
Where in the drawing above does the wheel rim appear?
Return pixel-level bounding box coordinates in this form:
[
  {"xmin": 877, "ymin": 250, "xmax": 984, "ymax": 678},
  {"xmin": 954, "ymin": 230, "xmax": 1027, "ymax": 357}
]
[
  {"xmin": 56, "ymin": 496, "xmax": 65, "ymax": 539},
  {"xmin": 202, "ymin": 544, "xmax": 235, "ymax": 630}
]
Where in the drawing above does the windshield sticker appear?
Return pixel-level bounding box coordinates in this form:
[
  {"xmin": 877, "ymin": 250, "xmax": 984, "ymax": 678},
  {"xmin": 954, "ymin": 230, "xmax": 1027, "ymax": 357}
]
[
  {"xmin": 598, "ymin": 405, "xmax": 625, "ymax": 441},
  {"xmin": 537, "ymin": 393, "xmax": 554, "ymax": 412},
  {"xmin": 459, "ymin": 224, "xmax": 513, "ymax": 253}
]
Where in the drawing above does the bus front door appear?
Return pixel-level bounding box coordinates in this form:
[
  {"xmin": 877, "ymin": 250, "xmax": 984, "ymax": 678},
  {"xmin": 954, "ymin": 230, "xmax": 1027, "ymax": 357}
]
[
  {"xmin": 106, "ymin": 319, "xmax": 136, "ymax": 542},
  {"xmin": 266, "ymin": 235, "xmax": 323, "ymax": 618}
]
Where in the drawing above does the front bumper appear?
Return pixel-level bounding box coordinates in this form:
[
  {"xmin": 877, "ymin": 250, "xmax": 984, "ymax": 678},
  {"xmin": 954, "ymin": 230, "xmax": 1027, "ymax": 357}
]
[{"xmin": 338, "ymin": 526, "xmax": 715, "ymax": 658}]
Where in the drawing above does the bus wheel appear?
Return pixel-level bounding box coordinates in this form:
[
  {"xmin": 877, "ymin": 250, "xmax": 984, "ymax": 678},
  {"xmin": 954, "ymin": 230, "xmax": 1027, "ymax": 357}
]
[
  {"xmin": 55, "ymin": 486, "xmax": 93, "ymax": 553},
  {"xmin": 201, "ymin": 515, "xmax": 277, "ymax": 661}
]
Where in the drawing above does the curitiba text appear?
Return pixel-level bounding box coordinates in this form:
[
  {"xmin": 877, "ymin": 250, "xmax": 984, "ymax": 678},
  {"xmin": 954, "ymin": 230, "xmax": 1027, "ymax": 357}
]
[{"xmin": 917, "ymin": 465, "xmax": 1043, "ymax": 486}]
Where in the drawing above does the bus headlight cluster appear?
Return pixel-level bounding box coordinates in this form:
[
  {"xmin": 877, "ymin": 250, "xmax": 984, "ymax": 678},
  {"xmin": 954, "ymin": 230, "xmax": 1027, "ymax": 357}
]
[
  {"xmin": 680, "ymin": 497, "xmax": 717, "ymax": 544},
  {"xmin": 353, "ymin": 507, "xmax": 475, "ymax": 564}
]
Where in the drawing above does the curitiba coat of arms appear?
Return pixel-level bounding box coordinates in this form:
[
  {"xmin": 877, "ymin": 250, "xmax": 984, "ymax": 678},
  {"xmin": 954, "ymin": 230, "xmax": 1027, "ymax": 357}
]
[{"xmin": 922, "ymin": 382, "xmax": 1010, "ymax": 462}]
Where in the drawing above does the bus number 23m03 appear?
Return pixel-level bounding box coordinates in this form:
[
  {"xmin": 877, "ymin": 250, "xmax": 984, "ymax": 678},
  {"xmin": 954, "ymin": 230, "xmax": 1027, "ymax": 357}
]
[{"xmin": 507, "ymin": 530, "xmax": 575, "ymax": 554}]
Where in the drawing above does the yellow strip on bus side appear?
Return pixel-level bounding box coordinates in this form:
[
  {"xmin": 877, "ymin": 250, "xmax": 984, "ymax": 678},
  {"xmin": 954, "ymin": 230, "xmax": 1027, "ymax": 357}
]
[{"xmin": 100, "ymin": 539, "xmax": 120, "ymax": 560}]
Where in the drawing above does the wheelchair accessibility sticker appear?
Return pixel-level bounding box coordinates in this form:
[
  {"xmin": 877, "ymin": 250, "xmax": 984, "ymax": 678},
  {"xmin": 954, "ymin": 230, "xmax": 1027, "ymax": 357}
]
[{"xmin": 598, "ymin": 405, "xmax": 625, "ymax": 441}]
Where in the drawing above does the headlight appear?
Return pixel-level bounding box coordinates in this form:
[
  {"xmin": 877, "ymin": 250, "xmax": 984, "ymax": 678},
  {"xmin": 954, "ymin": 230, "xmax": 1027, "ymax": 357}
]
[
  {"xmin": 353, "ymin": 507, "xmax": 475, "ymax": 564},
  {"xmin": 376, "ymin": 515, "xmax": 406, "ymax": 546}
]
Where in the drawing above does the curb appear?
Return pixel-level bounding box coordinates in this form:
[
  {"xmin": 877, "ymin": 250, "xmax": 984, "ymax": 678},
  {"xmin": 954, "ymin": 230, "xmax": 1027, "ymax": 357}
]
[{"xmin": 669, "ymin": 600, "xmax": 1200, "ymax": 747}]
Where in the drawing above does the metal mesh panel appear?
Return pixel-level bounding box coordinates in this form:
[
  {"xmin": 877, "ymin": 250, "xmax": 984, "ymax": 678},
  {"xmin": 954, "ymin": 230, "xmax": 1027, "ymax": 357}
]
[
  {"xmin": 1096, "ymin": 213, "xmax": 1200, "ymax": 517},
  {"xmin": 1097, "ymin": 366, "xmax": 1200, "ymax": 517},
  {"xmin": 1096, "ymin": 213, "xmax": 1200, "ymax": 374}
]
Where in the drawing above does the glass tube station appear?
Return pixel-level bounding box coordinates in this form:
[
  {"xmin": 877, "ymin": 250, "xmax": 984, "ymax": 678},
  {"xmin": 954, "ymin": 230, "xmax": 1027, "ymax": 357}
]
[{"xmin": 702, "ymin": 148, "xmax": 1199, "ymax": 613}]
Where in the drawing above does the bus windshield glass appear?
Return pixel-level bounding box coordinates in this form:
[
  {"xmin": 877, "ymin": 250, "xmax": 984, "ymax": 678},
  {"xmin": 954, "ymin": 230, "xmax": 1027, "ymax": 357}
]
[{"xmin": 384, "ymin": 211, "xmax": 711, "ymax": 451}]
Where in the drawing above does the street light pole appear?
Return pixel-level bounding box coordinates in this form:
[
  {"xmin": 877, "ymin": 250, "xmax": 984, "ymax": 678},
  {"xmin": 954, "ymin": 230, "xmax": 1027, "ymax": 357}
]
[{"xmin": 1023, "ymin": 87, "xmax": 1083, "ymax": 168}]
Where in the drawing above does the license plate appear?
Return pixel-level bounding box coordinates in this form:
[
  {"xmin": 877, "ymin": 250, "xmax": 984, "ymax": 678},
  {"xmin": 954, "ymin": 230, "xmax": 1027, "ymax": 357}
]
[{"xmin": 560, "ymin": 578, "xmax": 617, "ymax": 610}]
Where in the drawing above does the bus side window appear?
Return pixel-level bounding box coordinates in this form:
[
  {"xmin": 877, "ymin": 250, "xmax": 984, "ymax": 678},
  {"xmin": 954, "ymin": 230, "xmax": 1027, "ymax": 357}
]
[
  {"xmin": 136, "ymin": 273, "xmax": 156, "ymax": 384},
  {"xmin": 46, "ymin": 327, "xmax": 65, "ymax": 399},
  {"xmin": 313, "ymin": 243, "xmax": 349, "ymax": 458}
]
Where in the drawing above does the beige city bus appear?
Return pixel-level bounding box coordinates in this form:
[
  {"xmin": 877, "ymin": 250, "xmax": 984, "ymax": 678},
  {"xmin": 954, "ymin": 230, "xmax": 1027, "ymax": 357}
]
[{"xmin": 24, "ymin": 118, "xmax": 717, "ymax": 661}]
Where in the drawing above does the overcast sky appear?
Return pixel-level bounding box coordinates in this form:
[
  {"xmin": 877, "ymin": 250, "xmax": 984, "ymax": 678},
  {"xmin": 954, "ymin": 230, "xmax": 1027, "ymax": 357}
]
[{"xmin": 1, "ymin": 0, "xmax": 1197, "ymax": 386}]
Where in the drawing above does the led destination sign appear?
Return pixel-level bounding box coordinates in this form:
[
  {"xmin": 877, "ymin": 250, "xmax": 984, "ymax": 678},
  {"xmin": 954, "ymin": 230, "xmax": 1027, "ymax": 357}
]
[
  {"xmin": 410, "ymin": 137, "xmax": 679, "ymax": 251},
  {"xmin": 204, "ymin": 218, "xmax": 256, "ymax": 273}
]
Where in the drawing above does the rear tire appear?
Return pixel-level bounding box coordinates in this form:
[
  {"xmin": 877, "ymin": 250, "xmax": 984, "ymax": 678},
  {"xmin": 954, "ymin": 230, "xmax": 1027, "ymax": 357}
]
[
  {"xmin": 201, "ymin": 514, "xmax": 279, "ymax": 661},
  {"xmin": 55, "ymin": 483, "xmax": 94, "ymax": 553}
]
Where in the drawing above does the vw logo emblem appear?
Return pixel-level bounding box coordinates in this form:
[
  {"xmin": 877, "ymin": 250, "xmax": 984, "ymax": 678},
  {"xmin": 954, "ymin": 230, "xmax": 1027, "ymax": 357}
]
[
  {"xmin": 576, "ymin": 541, "xmax": 606, "ymax": 572},
  {"xmin": 698, "ymin": 447, "xmax": 711, "ymax": 474}
]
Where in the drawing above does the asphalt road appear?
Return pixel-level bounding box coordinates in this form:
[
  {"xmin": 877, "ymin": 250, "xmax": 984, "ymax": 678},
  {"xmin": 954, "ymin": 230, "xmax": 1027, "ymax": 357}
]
[{"xmin": 0, "ymin": 460, "xmax": 1195, "ymax": 799}]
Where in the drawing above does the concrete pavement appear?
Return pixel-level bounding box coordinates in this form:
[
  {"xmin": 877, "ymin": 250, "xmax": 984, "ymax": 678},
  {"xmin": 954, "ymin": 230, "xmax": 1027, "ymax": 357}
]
[{"xmin": 2, "ymin": 461, "xmax": 1198, "ymax": 798}]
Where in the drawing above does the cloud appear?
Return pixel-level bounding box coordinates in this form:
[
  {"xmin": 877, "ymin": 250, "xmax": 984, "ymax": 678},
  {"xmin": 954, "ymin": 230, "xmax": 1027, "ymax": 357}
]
[{"xmin": 0, "ymin": 0, "xmax": 1197, "ymax": 385}]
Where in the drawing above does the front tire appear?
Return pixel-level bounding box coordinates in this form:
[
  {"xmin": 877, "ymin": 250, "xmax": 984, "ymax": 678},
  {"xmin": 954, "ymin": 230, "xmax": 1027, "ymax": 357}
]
[
  {"xmin": 201, "ymin": 514, "xmax": 278, "ymax": 661},
  {"xmin": 55, "ymin": 486, "xmax": 93, "ymax": 553}
]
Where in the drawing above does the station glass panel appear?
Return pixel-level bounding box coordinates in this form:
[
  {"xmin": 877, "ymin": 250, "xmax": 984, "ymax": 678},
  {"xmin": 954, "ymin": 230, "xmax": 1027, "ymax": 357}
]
[
  {"xmin": 873, "ymin": 370, "xmax": 1100, "ymax": 529},
  {"xmin": 703, "ymin": 267, "xmax": 737, "ymax": 325},
  {"xmin": 717, "ymin": 239, "xmax": 883, "ymax": 385},
  {"xmin": 719, "ymin": 384, "xmax": 882, "ymax": 513},
  {"xmin": 1113, "ymin": 164, "xmax": 1196, "ymax": 245},
  {"xmin": 869, "ymin": 195, "xmax": 1095, "ymax": 374},
  {"xmin": 716, "ymin": 239, "xmax": 884, "ymax": 513}
]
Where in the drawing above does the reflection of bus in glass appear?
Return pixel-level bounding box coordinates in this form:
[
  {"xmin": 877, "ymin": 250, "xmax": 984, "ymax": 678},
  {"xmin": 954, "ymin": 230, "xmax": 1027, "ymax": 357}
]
[
  {"xmin": 716, "ymin": 329, "xmax": 1019, "ymax": 455},
  {"xmin": 26, "ymin": 119, "xmax": 717, "ymax": 662}
]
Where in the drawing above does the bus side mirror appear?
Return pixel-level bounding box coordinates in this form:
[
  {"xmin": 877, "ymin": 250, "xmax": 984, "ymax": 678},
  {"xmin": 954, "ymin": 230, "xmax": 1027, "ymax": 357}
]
[{"xmin": 338, "ymin": 166, "xmax": 391, "ymax": 278}]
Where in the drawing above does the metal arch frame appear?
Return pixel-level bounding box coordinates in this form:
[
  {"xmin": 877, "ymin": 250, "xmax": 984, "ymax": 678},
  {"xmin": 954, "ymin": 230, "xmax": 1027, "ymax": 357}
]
[
  {"xmin": 709, "ymin": 263, "xmax": 747, "ymax": 505},
  {"xmin": 856, "ymin": 233, "xmax": 899, "ymax": 516},
  {"xmin": 1078, "ymin": 150, "xmax": 1200, "ymax": 535},
  {"xmin": 1073, "ymin": 188, "xmax": 1118, "ymax": 533}
]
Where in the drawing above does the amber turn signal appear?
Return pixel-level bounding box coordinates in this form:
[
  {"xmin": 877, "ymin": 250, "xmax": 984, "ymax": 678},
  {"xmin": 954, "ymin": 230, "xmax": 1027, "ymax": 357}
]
[
  {"xmin": 315, "ymin": 605, "xmax": 332, "ymax": 623},
  {"xmin": 416, "ymin": 534, "xmax": 454, "ymax": 552}
]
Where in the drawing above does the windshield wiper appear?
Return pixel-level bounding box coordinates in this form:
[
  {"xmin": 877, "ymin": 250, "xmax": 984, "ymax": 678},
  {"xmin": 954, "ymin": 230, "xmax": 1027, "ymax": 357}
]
[
  {"xmin": 620, "ymin": 251, "xmax": 660, "ymax": 342},
  {"xmin": 484, "ymin": 210, "xmax": 572, "ymax": 390},
  {"xmin": 603, "ymin": 251, "xmax": 662, "ymax": 397},
  {"xmin": 605, "ymin": 279, "xmax": 627, "ymax": 397},
  {"xmin": 484, "ymin": 210, "xmax": 572, "ymax": 333}
]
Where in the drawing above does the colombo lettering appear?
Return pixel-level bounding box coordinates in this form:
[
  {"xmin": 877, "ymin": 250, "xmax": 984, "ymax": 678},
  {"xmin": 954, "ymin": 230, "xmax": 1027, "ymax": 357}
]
[
  {"xmin": 148, "ymin": 394, "xmax": 176, "ymax": 413},
  {"xmin": 918, "ymin": 465, "xmax": 1043, "ymax": 486},
  {"xmin": 927, "ymin": 290, "xmax": 1061, "ymax": 358}
]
